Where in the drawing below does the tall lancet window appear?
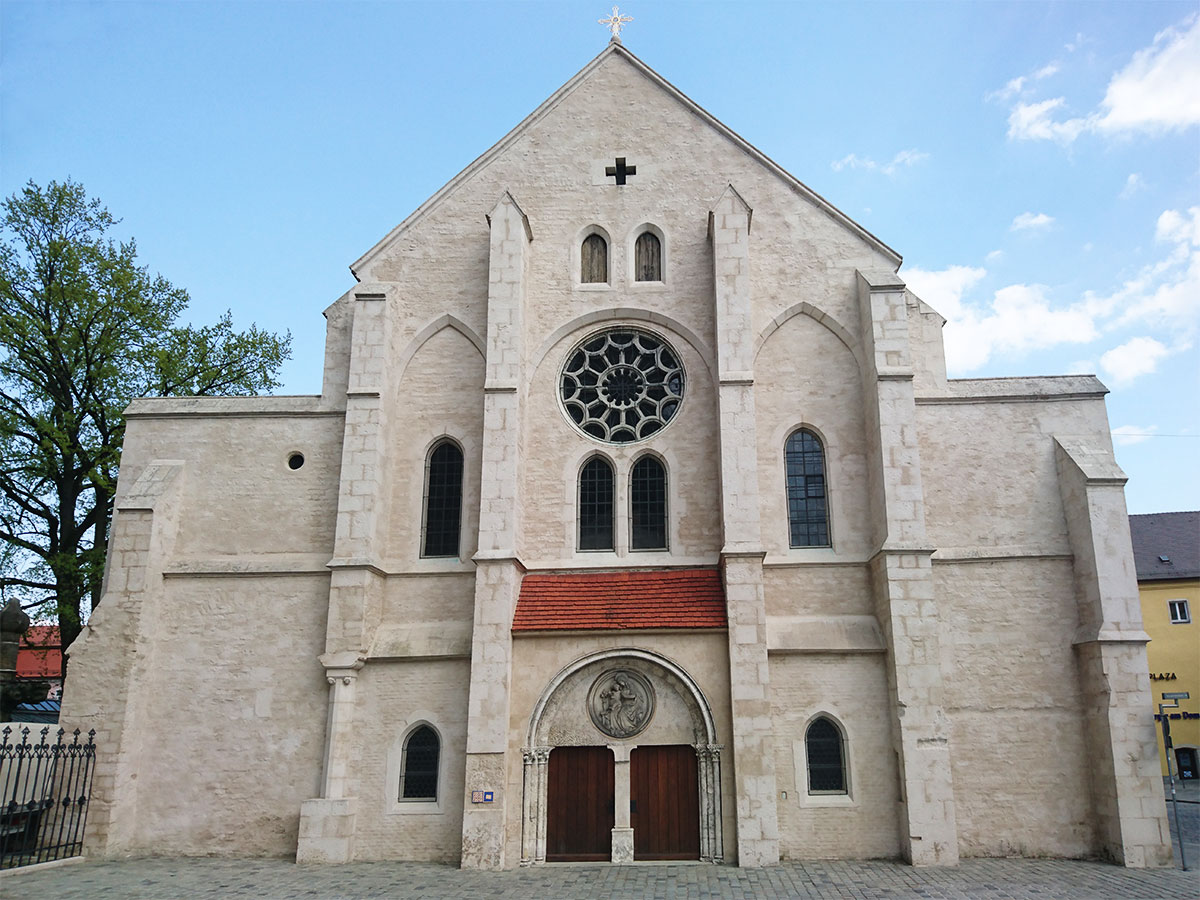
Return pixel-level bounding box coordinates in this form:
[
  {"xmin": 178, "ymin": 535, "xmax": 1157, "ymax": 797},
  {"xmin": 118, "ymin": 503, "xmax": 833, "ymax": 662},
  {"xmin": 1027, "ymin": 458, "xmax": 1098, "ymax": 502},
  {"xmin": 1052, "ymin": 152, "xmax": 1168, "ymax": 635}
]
[
  {"xmin": 805, "ymin": 717, "xmax": 846, "ymax": 794},
  {"xmin": 399, "ymin": 725, "xmax": 440, "ymax": 800},
  {"xmin": 578, "ymin": 457, "xmax": 615, "ymax": 551},
  {"xmin": 634, "ymin": 231, "xmax": 661, "ymax": 282},
  {"xmin": 581, "ymin": 233, "xmax": 608, "ymax": 284},
  {"xmin": 630, "ymin": 456, "xmax": 668, "ymax": 550},
  {"xmin": 785, "ymin": 428, "xmax": 829, "ymax": 547},
  {"xmin": 422, "ymin": 440, "xmax": 463, "ymax": 557}
]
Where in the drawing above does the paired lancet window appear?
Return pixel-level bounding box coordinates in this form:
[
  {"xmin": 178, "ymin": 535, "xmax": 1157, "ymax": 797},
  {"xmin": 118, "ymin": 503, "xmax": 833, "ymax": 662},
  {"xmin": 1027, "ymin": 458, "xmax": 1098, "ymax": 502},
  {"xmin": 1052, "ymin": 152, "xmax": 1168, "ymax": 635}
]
[
  {"xmin": 579, "ymin": 228, "xmax": 662, "ymax": 284},
  {"xmin": 422, "ymin": 440, "xmax": 463, "ymax": 557},
  {"xmin": 581, "ymin": 233, "xmax": 608, "ymax": 283},
  {"xmin": 577, "ymin": 455, "xmax": 668, "ymax": 551},
  {"xmin": 805, "ymin": 716, "xmax": 846, "ymax": 794},
  {"xmin": 579, "ymin": 457, "xmax": 615, "ymax": 550},
  {"xmin": 785, "ymin": 428, "xmax": 829, "ymax": 547},
  {"xmin": 634, "ymin": 231, "xmax": 661, "ymax": 282},
  {"xmin": 399, "ymin": 725, "xmax": 440, "ymax": 801},
  {"xmin": 630, "ymin": 456, "xmax": 667, "ymax": 550}
]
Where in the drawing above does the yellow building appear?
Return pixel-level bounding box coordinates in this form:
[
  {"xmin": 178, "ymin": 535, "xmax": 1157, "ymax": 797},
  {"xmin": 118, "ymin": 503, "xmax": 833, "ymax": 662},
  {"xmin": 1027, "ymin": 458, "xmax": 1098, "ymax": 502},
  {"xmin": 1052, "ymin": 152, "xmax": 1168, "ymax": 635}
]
[{"xmin": 1131, "ymin": 511, "xmax": 1200, "ymax": 779}]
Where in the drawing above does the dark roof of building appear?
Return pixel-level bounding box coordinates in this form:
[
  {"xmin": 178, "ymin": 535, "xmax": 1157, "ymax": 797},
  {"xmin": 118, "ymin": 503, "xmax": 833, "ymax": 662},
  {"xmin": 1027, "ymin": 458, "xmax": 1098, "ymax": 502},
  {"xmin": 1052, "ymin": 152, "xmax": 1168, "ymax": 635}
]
[
  {"xmin": 1129, "ymin": 511, "xmax": 1200, "ymax": 581},
  {"xmin": 513, "ymin": 569, "xmax": 727, "ymax": 632}
]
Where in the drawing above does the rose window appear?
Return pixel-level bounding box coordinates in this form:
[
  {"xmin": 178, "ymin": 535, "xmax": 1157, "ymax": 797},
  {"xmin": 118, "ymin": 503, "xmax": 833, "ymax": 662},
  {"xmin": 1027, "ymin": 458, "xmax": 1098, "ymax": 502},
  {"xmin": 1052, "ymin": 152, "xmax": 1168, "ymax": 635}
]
[{"xmin": 560, "ymin": 329, "xmax": 685, "ymax": 443}]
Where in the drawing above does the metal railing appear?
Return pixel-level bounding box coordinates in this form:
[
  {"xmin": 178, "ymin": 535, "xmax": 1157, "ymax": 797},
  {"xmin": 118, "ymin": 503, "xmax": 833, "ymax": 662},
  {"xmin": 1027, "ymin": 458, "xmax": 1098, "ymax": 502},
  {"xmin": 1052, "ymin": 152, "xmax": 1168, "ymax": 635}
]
[{"xmin": 1, "ymin": 725, "xmax": 96, "ymax": 869}]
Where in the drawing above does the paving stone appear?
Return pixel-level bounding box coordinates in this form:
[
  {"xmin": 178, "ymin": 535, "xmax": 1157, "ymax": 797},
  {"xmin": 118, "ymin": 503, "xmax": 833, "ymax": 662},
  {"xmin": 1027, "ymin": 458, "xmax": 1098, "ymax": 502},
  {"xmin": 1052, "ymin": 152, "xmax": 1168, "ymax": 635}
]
[{"xmin": 3, "ymin": 857, "xmax": 1198, "ymax": 900}]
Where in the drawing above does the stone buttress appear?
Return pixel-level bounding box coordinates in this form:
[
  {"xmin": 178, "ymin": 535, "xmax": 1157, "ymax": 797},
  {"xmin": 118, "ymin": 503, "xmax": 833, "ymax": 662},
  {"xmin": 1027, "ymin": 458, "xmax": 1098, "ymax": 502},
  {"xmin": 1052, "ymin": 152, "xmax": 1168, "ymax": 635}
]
[{"xmin": 856, "ymin": 270, "xmax": 959, "ymax": 866}]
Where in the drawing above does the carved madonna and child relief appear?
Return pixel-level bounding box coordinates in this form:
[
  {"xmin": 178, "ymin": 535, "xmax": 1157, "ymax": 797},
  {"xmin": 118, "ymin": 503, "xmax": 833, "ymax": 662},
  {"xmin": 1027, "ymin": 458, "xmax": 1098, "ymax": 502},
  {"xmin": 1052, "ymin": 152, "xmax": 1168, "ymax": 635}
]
[{"xmin": 588, "ymin": 669, "xmax": 655, "ymax": 739}]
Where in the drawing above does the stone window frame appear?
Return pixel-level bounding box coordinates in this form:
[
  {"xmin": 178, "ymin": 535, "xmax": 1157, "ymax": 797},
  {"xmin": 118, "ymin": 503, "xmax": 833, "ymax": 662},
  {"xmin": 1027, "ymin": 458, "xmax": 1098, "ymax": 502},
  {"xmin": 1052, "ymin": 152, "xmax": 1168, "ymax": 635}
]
[
  {"xmin": 783, "ymin": 425, "xmax": 832, "ymax": 549},
  {"xmin": 792, "ymin": 711, "xmax": 856, "ymax": 808},
  {"xmin": 386, "ymin": 717, "xmax": 447, "ymax": 816},
  {"xmin": 1168, "ymin": 598, "xmax": 1191, "ymax": 624},
  {"xmin": 627, "ymin": 223, "xmax": 667, "ymax": 290},
  {"xmin": 573, "ymin": 225, "xmax": 613, "ymax": 292},
  {"xmin": 578, "ymin": 453, "xmax": 616, "ymax": 552},
  {"xmin": 420, "ymin": 436, "xmax": 465, "ymax": 559},
  {"xmin": 629, "ymin": 451, "xmax": 670, "ymax": 552}
]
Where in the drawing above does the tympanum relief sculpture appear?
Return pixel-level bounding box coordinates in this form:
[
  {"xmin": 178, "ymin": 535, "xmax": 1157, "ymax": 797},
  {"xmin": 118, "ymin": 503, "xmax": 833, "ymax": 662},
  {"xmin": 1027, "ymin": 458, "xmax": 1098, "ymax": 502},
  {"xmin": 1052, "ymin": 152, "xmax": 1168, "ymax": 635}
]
[{"xmin": 588, "ymin": 669, "xmax": 655, "ymax": 739}]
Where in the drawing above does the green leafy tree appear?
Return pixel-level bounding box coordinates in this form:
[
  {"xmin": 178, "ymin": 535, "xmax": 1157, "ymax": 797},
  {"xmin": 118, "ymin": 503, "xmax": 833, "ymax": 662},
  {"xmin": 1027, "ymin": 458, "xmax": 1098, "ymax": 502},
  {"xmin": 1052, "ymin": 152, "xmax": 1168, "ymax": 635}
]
[{"xmin": 0, "ymin": 179, "xmax": 291, "ymax": 657}]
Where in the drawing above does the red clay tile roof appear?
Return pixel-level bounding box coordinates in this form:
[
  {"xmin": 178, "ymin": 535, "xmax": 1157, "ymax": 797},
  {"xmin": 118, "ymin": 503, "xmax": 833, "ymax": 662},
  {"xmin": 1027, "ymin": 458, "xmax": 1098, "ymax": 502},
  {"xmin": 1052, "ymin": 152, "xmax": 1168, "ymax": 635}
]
[
  {"xmin": 513, "ymin": 569, "xmax": 726, "ymax": 632},
  {"xmin": 17, "ymin": 625, "xmax": 63, "ymax": 679}
]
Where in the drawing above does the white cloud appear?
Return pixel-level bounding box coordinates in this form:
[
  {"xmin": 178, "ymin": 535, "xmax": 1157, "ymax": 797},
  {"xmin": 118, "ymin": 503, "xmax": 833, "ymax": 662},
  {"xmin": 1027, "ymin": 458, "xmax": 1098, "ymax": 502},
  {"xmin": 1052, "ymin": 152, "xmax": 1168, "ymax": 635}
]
[
  {"xmin": 1004, "ymin": 15, "xmax": 1200, "ymax": 144},
  {"xmin": 1100, "ymin": 337, "xmax": 1171, "ymax": 385},
  {"xmin": 831, "ymin": 149, "xmax": 929, "ymax": 176},
  {"xmin": 1011, "ymin": 212, "xmax": 1055, "ymax": 231},
  {"xmin": 904, "ymin": 267, "xmax": 1098, "ymax": 373},
  {"xmin": 1120, "ymin": 173, "xmax": 1144, "ymax": 199},
  {"xmin": 1112, "ymin": 425, "xmax": 1159, "ymax": 445},
  {"xmin": 906, "ymin": 208, "xmax": 1199, "ymax": 379},
  {"xmin": 988, "ymin": 61, "xmax": 1060, "ymax": 101},
  {"xmin": 985, "ymin": 249, "xmax": 1004, "ymax": 263},
  {"xmin": 1007, "ymin": 98, "xmax": 1088, "ymax": 143},
  {"xmin": 1102, "ymin": 207, "xmax": 1200, "ymax": 329},
  {"xmin": 1096, "ymin": 16, "xmax": 1200, "ymax": 133}
]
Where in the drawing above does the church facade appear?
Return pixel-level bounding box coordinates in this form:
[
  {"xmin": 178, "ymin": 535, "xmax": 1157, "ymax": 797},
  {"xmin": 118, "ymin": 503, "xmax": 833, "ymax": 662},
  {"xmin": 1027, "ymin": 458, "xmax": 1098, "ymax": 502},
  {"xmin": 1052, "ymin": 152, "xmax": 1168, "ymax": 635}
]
[{"xmin": 61, "ymin": 42, "xmax": 1172, "ymax": 868}]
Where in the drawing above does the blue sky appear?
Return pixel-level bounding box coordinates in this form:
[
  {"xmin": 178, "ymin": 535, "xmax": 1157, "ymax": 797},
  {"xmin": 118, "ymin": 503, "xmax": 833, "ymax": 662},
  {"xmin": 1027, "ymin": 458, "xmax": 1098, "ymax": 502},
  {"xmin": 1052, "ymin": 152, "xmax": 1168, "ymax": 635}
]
[{"xmin": 3, "ymin": 1, "xmax": 1197, "ymax": 514}]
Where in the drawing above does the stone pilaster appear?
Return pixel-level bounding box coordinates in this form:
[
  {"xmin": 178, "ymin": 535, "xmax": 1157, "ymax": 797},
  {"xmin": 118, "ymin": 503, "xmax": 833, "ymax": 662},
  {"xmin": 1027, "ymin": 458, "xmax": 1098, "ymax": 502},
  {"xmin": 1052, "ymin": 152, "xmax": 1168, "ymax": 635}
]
[
  {"xmin": 297, "ymin": 654, "xmax": 365, "ymax": 863},
  {"xmin": 1055, "ymin": 438, "xmax": 1173, "ymax": 867},
  {"xmin": 611, "ymin": 744, "xmax": 634, "ymax": 863},
  {"xmin": 709, "ymin": 185, "xmax": 778, "ymax": 867},
  {"xmin": 461, "ymin": 193, "xmax": 532, "ymax": 870},
  {"xmin": 301, "ymin": 288, "xmax": 394, "ymax": 864},
  {"xmin": 59, "ymin": 462, "xmax": 184, "ymax": 857},
  {"xmin": 856, "ymin": 270, "xmax": 958, "ymax": 866}
]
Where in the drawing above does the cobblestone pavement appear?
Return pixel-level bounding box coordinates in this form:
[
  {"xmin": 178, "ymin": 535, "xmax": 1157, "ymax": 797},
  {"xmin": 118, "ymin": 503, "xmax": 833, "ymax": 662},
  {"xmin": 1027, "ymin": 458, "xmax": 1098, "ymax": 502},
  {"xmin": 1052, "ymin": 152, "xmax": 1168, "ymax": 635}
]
[{"xmin": 4, "ymin": 855, "xmax": 1198, "ymax": 900}]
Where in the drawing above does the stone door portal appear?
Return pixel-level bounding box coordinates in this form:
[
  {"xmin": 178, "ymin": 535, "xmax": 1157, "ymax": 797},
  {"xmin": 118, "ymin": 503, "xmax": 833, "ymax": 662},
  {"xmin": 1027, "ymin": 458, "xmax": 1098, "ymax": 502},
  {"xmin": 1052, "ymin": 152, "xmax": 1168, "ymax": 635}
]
[
  {"xmin": 545, "ymin": 746, "xmax": 614, "ymax": 861},
  {"xmin": 630, "ymin": 745, "xmax": 700, "ymax": 860}
]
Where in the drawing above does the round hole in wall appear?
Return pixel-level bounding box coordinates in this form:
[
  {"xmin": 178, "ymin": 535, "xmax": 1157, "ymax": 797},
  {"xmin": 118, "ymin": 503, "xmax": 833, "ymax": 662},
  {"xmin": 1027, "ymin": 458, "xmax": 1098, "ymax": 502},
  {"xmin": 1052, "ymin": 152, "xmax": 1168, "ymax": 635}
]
[{"xmin": 287, "ymin": 453, "xmax": 305, "ymax": 470}]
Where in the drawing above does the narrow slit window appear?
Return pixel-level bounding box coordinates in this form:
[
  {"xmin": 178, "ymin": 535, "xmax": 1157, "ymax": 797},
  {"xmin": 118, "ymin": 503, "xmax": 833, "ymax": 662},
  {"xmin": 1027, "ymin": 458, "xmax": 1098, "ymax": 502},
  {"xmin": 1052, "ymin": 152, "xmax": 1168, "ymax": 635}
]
[
  {"xmin": 806, "ymin": 716, "xmax": 846, "ymax": 794},
  {"xmin": 785, "ymin": 429, "xmax": 830, "ymax": 547},
  {"xmin": 422, "ymin": 441, "xmax": 463, "ymax": 557},
  {"xmin": 579, "ymin": 457, "xmax": 615, "ymax": 551},
  {"xmin": 630, "ymin": 456, "xmax": 667, "ymax": 550},
  {"xmin": 634, "ymin": 231, "xmax": 661, "ymax": 282},
  {"xmin": 399, "ymin": 725, "xmax": 440, "ymax": 801},
  {"xmin": 581, "ymin": 233, "xmax": 608, "ymax": 284}
]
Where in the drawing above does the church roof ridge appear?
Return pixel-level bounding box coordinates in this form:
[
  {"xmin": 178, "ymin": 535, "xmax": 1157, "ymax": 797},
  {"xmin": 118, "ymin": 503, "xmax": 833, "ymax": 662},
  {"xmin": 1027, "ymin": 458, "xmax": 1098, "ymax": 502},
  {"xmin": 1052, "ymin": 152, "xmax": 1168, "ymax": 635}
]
[{"xmin": 350, "ymin": 41, "xmax": 900, "ymax": 279}]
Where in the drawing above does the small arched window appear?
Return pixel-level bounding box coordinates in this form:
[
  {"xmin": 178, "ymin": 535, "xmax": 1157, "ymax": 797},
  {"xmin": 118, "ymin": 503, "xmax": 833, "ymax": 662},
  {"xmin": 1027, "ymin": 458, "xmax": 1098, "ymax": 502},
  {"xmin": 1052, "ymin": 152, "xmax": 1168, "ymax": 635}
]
[
  {"xmin": 399, "ymin": 725, "xmax": 440, "ymax": 800},
  {"xmin": 785, "ymin": 428, "xmax": 829, "ymax": 547},
  {"xmin": 630, "ymin": 456, "xmax": 667, "ymax": 550},
  {"xmin": 634, "ymin": 231, "xmax": 661, "ymax": 282},
  {"xmin": 581, "ymin": 233, "xmax": 608, "ymax": 284},
  {"xmin": 422, "ymin": 441, "xmax": 463, "ymax": 557},
  {"xmin": 579, "ymin": 457, "xmax": 615, "ymax": 551},
  {"xmin": 805, "ymin": 716, "xmax": 846, "ymax": 794}
]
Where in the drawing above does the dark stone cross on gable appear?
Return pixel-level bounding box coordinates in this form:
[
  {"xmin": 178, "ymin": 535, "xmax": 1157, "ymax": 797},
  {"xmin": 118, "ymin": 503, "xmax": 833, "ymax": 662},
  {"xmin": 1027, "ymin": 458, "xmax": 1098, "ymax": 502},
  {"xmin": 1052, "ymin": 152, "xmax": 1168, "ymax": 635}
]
[{"xmin": 605, "ymin": 157, "xmax": 637, "ymax": 185}]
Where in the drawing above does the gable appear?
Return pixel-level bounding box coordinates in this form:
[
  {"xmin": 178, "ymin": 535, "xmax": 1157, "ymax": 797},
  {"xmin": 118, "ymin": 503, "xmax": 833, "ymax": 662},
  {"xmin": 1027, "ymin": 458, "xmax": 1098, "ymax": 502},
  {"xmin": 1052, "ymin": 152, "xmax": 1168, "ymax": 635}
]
[{"xmin": 351, "ymin": 42, "xmax": 899, "ymax": 281}]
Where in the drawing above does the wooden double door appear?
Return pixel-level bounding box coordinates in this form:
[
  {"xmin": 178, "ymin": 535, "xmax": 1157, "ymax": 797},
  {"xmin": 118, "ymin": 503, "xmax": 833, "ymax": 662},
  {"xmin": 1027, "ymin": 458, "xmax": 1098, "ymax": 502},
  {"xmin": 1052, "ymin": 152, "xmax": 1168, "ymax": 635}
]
[{"xmin": 545, "ymin": 745, "xmax": 699, "ymax": 862}]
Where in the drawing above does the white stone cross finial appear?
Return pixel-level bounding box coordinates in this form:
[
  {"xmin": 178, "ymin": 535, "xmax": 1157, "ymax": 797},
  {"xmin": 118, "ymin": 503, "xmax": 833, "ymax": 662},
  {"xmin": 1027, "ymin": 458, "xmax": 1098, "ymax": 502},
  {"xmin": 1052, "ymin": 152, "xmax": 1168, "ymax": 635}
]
[{"xmin": 599, "ymin": 6, "xmax": 633, "ymax": 41}]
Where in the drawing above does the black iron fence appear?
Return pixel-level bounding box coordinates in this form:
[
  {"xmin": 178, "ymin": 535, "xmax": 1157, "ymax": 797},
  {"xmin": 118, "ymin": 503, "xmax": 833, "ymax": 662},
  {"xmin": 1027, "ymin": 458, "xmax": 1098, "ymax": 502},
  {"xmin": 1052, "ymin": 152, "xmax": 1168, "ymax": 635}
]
[{"xmin": 1, "ymin": 725, "xmax": 96, "ymax": 869}]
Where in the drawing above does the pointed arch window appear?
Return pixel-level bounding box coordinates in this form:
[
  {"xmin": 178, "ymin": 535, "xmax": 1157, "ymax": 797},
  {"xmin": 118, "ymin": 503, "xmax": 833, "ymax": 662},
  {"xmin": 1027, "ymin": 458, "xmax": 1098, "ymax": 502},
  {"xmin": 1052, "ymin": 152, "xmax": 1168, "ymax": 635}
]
[
  {"xmin": 581, "ymin": 233, "xmax": 608, "ymax": 284},
  {"xmin": 399, "ymin": 725, "xmax": 440, "ymax": 800},
  {"xmin": 579, "ymin": 457, "xmax": 615, "ymax": 551},
  {"xmin": 805, "ymin": 716, "xmax": 846, "ymax": 794},
  {"xmin": 634, "ymin": 231, "xmax": 661, "ymax": 282},
  {"xmin": 630, "ymin": 456, "xmax": 668, "ymax": 550},
  {"xmin": 785, "ymin": 428, "xmax": 829, "ymax": 547},
  {"xmin": 422, "ymin": 440, "xmax": 463, "ymax": 557}
]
